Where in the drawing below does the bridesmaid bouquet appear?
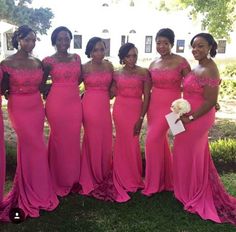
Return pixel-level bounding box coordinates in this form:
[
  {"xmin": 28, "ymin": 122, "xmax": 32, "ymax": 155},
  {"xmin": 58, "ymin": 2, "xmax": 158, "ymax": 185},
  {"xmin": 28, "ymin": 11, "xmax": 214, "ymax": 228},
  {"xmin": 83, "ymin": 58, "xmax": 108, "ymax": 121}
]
[
  {"xmin": 171, "ymin": 98, "xmax": 191, "ymax": 116},
  {"xmin": 165, "ymin": 98, "xmax": 191, "ymax": 135}
]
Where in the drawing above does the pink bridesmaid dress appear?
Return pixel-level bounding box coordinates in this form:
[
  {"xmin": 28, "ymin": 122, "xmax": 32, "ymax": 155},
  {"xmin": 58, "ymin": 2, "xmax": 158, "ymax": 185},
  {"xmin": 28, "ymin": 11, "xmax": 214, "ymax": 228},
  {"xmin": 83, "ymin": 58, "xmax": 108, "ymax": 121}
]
[
  {"xmin": 80, "ymin": 71, "xmax": 113, "ymax": 194},
  {"xmin": 142, "ymin": 59, "xmax": 190, "ymax": 196},
  {"xmin": 80, "ymin": 71, "xmax": 130, "ymax": 203},
  {"xmin": 113, "ymin": 73, "xmax": 149, "ymax": 193},
  {"xmin": 173, "ymin": 73, "xmax": 236, "ymax": 225},
  {"xmin": 0, "ymin": 68, "xmax": 6, "ymax": 203},
  {"xmin": 43, "ymin": 55, "xmax": 82, "ymax": 197},
  {"xmin": 0, "ymin": 65, "xmax": 58, "ymax": 222}
]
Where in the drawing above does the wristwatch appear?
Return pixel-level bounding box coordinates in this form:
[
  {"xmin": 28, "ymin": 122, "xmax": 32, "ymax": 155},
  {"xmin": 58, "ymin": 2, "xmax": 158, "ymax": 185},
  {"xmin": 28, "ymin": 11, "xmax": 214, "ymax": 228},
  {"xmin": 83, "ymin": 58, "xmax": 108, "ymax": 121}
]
[{"xmin": 188, "ymin": 115, "xmax": 194, "ymax": 121}]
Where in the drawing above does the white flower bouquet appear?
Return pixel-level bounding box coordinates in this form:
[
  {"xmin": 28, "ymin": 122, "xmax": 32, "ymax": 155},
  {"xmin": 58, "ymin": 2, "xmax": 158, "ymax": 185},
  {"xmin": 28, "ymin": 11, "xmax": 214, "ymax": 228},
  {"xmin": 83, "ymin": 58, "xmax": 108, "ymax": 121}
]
[{"xmin": 170, "ymin": 98, "xmax": 191, "ymax": 116}]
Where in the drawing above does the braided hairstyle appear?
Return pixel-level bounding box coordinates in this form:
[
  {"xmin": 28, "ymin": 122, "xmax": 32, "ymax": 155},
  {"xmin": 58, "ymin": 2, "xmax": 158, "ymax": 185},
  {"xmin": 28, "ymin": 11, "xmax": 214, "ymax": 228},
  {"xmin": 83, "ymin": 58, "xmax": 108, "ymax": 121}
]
[
  {"xmin": 12, "ymin": 25, "xmax": 35, "ymax": 50},
  {"xmin": 190, "ymin": 33, "xmax": 218, "ymax": 58}
]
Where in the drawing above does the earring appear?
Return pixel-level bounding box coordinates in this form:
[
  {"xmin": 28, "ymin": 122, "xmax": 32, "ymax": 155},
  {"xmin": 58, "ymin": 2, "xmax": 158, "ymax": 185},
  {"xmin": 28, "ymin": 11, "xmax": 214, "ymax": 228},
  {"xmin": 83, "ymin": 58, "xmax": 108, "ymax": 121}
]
[
  {"xmin": 18, "ymin": 43, "xmax": 21, "ymax": 50},
  {"xmin": 207, "ymin": 51, "xmax": 211, "ymax": 59}
]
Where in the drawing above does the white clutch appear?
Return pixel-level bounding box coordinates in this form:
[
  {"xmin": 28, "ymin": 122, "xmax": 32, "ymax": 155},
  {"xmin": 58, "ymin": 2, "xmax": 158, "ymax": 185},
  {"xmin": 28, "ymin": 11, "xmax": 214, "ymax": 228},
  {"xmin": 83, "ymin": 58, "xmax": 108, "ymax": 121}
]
[{"xmin": 165, "ymin": 112, "xmax": 185, "ymax": 136}]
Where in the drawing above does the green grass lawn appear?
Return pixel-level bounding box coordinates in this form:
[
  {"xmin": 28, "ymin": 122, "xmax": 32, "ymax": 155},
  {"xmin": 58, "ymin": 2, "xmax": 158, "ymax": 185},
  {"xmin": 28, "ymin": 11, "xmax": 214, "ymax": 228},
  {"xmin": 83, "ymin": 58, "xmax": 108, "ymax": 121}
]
[
  {"xmin": 1, "ymin": 106, "xmax": 236, "ymax": 231},
  {"xmin": 1, "ymin": 173, "xmax": 236, "ymax": 232}
]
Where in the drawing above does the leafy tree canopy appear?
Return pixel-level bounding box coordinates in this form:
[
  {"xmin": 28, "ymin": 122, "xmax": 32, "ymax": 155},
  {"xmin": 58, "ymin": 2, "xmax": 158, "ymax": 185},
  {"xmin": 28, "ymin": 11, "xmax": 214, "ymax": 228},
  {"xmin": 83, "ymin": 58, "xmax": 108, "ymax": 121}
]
[
  {"xmin": 0, "ymin": 0, "xmax": 54, "ymax": 35},
  {"xmin": 175, "ymin": 0, "xmax": 236, "ymax": 40},
  {"xmin": 113, "ymin": 0, "xmax": 236, "ymax": 40}
]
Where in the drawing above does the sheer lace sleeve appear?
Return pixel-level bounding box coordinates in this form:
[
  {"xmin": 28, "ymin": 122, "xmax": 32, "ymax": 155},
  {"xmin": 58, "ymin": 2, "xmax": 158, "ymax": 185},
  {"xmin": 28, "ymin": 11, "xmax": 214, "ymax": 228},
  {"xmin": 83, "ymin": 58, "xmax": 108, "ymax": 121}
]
[
  {"xmin": 198, "ymin": 76, "xmax": 221, "ymax": 87},
  {"xmin": 42, "ymin": 56, "xmax": 53, "ymax": 67},
  {"xmin": 179, "ymin": 58, "xmax": 191, "ymax": 70}
]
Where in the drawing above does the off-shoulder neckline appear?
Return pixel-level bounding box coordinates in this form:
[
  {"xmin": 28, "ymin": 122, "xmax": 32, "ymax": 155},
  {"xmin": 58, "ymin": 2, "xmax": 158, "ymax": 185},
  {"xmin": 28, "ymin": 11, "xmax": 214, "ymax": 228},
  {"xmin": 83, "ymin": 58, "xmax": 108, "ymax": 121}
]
[{"xmin": 1, "ymin": 64, "xmax": 42, "ymax": 72}]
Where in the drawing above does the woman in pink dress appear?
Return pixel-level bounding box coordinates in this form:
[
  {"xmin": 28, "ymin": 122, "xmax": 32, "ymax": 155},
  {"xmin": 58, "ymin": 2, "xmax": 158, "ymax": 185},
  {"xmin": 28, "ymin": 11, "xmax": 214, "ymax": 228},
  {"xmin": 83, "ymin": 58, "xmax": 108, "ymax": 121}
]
[
  {"xmin": 80, "ymin": 37, "xmax": 113, "ymax": 194},
  {"xmin": 80, "ymin": 37, "xmax": 130, "ymax": 203},
  {"xmin": 142, "ymin": 28, "xmax": 191, "ymax": 196},
  {"xmin": 173, "ymin": 33, "xmax": 236, "ymax": 225},
  {"xmin": 42, "ymin": 26, "xmax": 82, "ymax": 197},
  {"xmin": 0, "ymin": 67, "xmax": 6, "ymax": 203},
  {"xmin": 112, "ymin": 43, "xmax": 151, "ymax": 193},
  {"xmin": 0, "ymin": 25, "xmax": 58, "ymax": 222}
]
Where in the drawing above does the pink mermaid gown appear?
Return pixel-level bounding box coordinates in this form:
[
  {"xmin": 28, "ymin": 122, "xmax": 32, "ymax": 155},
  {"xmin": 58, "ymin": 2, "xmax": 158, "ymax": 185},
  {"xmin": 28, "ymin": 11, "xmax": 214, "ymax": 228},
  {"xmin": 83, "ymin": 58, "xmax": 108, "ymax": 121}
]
[
  {"xmin": 0, "ymin": 65, "xmax": 59, "ymax": 222},
  {"xmin": 0, "ymin": 68, "xmax": 6, "ymax": 203},
  {"xmin": 80, "ymin": 71, "xmax": 113, "ymax": 194},
  {"xmin": 142, "ymin": 60, "xmax": 190, "ymax": 196},
  {"xmin": 80, "ymin": 71, "xmax": 130, "ymax": 203},
  {"xmin": 173, "ymin": 73, "xmax": 236, "ymax": 225},
  {"xmin": 43, "ymin": 55, "xmax": 82, "ymax": 197},
  {"xmin": 113, "ymin": 73, "xmax": 149, "ymax": 193}
]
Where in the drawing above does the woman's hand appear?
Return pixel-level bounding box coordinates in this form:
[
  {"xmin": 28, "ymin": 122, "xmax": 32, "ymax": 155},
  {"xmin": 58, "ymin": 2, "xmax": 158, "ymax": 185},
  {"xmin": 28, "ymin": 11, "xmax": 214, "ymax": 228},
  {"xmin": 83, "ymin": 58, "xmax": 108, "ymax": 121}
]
[
  {"xmin": 175, "ymin": 115, "xmax": 192, "ymax": 124},
  {"xmin": 3, "ymin": 90, "xmax": 9, "ymax": 100},
  {"xmin": 133, "ymin": 118, "xmax": 143, "ymax": 136}
]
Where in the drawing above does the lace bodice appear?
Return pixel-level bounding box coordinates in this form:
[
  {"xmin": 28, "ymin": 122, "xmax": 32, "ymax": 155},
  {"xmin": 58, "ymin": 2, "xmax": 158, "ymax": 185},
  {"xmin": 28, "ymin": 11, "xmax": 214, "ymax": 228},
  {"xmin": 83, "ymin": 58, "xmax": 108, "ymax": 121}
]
[
  {"xmin": 114, "ymin": 73, "xmax": 149, "ymax": 98},
  {"xmin": 83, "ymin": 71, "xmax": 112, "ymax": 91},
  {"xmin": 42, "ymin": 54, "xmax": 81, "ymax": 84},
  {"xmin": 149, "ymin": 59, "xmax": 190, "ymax": 90},
  {"xmin": 183, "ymin": 72, "xmax": 221, "ymax": 98},
  {"xmin": 1, "ymin": 65, "xmax": 43, "ymax": 94}
]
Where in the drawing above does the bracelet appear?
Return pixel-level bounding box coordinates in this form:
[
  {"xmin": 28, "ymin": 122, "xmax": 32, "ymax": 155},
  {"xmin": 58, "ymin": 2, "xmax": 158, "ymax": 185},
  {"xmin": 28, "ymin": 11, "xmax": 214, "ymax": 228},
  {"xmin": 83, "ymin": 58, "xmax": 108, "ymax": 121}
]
[{"xmin": 188, "ymin": 115, "xmax": 194, "ymax": 121}]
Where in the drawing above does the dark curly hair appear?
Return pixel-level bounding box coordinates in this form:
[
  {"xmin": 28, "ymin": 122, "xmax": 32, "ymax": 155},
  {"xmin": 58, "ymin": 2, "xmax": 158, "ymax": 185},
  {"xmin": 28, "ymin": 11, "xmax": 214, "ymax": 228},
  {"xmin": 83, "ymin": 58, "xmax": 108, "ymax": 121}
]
[
  {"xmin": 118, "ymin": 42, "xmax": 136, "ymax": 64},
  {"xmin": 190, "ymin": 33, "xmax": 218, "ymax": 58},
  {"xmin": 51, "ymin": 26, "xmax": 73, "ymax": 46},
  {"xmin": 155, "ymin": 28, "xmax": 175, "ymax": 46},
  {"xmin": 85, "ymin": 37, "xmax": 105, "ymax": 58},
  {"xmin": 12, "ymin": 25, "xmax": 35, "ymax": 49}
]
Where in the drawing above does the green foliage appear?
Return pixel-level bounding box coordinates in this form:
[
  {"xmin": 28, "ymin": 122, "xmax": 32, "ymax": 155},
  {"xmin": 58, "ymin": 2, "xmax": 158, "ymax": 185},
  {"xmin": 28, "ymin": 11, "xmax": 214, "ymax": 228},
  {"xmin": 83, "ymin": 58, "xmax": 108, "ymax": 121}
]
[
  {"xmin": 176, "ymin": 0, "xmax": 236, "ymax": 40},
  {"xmin": 219, "ymin": 79, "xmax": 236, "ymax": 99},
  {"xmin": 209, "ymin": 119, "xmax": 236, "ymax": 140},
  {"xmin": 0, "ymin": 0, "xmax": 54, "ymax": 35},
  {"xmin": 222, "ymin": 63, "xmax": 236, "ymax": 78},
  {"xmin": 221, "ymin": 173, "xmax": 236, "ymax": 196},
  {"xmin": 210, "ymin": 138, "xmax": 236, "ymax": 171},
  {"xmin": 2, "ymin": 191, "xmax": 236, "ymax": 231}
]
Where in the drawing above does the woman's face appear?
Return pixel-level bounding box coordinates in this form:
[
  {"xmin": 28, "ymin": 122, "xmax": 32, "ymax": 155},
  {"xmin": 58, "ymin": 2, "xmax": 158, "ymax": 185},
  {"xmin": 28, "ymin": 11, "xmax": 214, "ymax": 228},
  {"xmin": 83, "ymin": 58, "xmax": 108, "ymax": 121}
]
[
  {"xmin": 91, "ymin": 41, "xmax": 105, "ymax": 61},
  {"xmin": 123, "ymin": 47, "xmax": 138, "ymax": 68},
  {"xmin": 55, "ymin": 30, "xmax": 71, "ymax": 52},
  {"xmin": 156, "ymin": 36, "xmax": 172, "ymax": 56},
  {"xmin": 19, "ymin": 31, "xmax": 36, "ymax": 53},
  {"xmin": 191, "ymin": 36, "xmax": 211, "ymax": 61}
]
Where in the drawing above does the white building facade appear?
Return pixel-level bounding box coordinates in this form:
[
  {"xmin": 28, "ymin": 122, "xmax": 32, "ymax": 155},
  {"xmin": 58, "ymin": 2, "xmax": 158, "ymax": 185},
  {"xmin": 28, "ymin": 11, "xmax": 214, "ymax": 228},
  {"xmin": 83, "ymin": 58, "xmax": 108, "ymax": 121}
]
[{"xmin": 1, "ymin": 0, "xmax": 234, "ymax": 65}]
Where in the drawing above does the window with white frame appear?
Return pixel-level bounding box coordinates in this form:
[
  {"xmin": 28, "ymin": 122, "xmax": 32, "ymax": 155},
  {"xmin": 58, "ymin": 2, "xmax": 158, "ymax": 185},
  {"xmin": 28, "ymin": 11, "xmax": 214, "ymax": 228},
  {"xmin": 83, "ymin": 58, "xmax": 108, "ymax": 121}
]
[{"xmin": 145, "ymin": 36, "xmax": 152, "ymax": 53}]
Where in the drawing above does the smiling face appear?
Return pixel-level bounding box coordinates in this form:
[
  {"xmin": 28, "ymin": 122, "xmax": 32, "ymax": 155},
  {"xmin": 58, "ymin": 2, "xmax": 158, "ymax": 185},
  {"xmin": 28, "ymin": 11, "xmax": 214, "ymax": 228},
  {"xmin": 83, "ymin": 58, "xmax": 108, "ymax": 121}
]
[
  {"xmin": 123, "ymin": 47, "xmax": 138, "ymax": 68},
  {"xmin": 191, "ymin": 36, "xmax": 211, "ymax": 61},
  {"xmin": 55, "ymin": 30, "xmax": 71, "ymax": 52},
  {"xmin": 91, "ymin": 41, "xmax": 106, "ymax": 61},
  {"xmin": 19, "ymin": 31, "xmax": 36, "ymax": 53},
  {"xmin": 155, "ymin": 36, "xmax": 172, "ymax": 56}
]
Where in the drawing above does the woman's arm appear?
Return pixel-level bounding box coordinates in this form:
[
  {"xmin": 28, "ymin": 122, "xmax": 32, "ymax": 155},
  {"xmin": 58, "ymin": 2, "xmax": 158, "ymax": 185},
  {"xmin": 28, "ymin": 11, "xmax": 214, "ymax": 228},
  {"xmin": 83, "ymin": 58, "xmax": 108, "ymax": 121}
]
[
  {"xmin": 1, "ymin": 72, "xmax": 10, "ymax": 99},
  {"xmin": 180, "ymin": 64, "xmax": 220, "ymax": 124},
  {"xmin": 40, "ymin": 63, "xmax": 51, "ymax": 99},
  {"xmin": 181, "ymin": 58, "xmax": 191, "ymax": 77},
  {"xmin": 133, "ymin": 70, "xmax": 152, "ymax": 136},
  {"xmin": 109, "ymin": 80, "xmax": 116, "ymax": 99}
]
